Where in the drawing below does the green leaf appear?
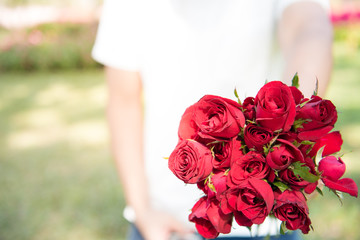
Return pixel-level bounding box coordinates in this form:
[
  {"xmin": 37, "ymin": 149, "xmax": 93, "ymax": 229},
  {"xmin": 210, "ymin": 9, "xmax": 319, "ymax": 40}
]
[
  {"xmin": 268, "ymin": 134, "xmax": 279, "ymax": 147},
  {"xmin": 206, "ymin": 140, "xmax": 224, "ymax": 146},
  {"xmin": 293, "ymin": 118, "xmax": 311, "ymax": 130},
  {"xmin": 292, "ymin": 140, "xmax": 300, "ymax": 148},
  {"xmin": 300, "ymin": 140, "xmax": 315, "ymax": 146},
  {"xmin": 291, "ymin": 72, "xmax": 299, "ymax": 88},
  {"xmin": 316, "ymin": 186, "xmax": 323, "ymax": 196},
  {"xmin": 206, "ymin": 173, "xmax": 217, "ymax": 193},
  {"xmin": 315, "ymin": 145, "xmax": 326, "ymax": 165},
  {"xmin": 273, "ymin": 181, "xmax": 290, "ymax": 192},
  {"xmin": 234, "ymin": 88, "xmax": 242, "ymax": 105},
  {"xmin": 313, "ymin": 77, "xmax": 319, "ymax": 96},
  {"xmin": 298, "ymin": 98, "xmax": 312, "ymax": 108},
  {"xmin": 329, "ymin": 188, "xmax": 343, "ymax": 205},
  {"xmin": 208, "ymin": 182, "xmax": 217, "ymax": 193},
  {"xmin": 263, "ymin": 145, "xmax": 270, "ymax": 156},
  {"xmin": 292, "ymin": 162, "xmax": 320, "ymax": 183},
  {"xmin": 332, "ymin": 151, "xmax": 347, "ymax": 159},
  {"xmin": 210, "ymin": 145, "xmax": 216, "ymax": 159},
  {"xmin": 246, "ymin": 119, "xmax": 256, "ymax": 125},
  {"xmin": 246, "ymin": 226, "xmax": 252, "ymax": 236},
  {"xmin": 263, "ymin": 137, "xmax": 279, "ymax": 156},
  {"xmin": 280, "ymin": 221, "xmax": 288, "ymax": 235}
]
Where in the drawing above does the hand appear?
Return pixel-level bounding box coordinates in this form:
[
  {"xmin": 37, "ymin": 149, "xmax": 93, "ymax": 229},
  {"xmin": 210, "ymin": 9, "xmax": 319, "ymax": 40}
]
[{"xmin": 135, "ymin": 208, "xmax": 194, "ymax": 240}]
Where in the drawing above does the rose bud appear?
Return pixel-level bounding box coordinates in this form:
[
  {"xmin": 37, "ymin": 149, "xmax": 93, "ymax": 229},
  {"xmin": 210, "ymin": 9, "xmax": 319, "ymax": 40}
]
[
  {"xmin": 189, "ymin": 196, "xmax": 233, "ymax": 239},
  {"xmin": 168, "ymin": 140, "xmax": 213, "ymax": 184},
  {"xmin": 255, "ymin": 81, "xmax": 296, "ymax": 132},
  {"xmin": 296, "ymin": 96, "xmax": 337, "ymax": 141},
  {"xmin": 178, "ymin": 95, "xmax": 245, "ymax": 142},
  {"xmin": 211, "ymin": 137, "xmax": 242, "ymax": 170},
  {"xmin": 278, "ymin": 168, "xmax": 317, "ymax": 194},
  {"xmin": 244, "ymin": 124, "xmax": 274, "ymax": 152},
  {"xmin": 224, "ymin": 178, "xmax": 274, "ymax": 226},
  {"xmin": 266, "ymin": 139, "xmax": 304, "ymax": 170},
  {"xmin": 318, "ymin": 156, "xmax": 358, "ymax": 197},
  {"xmin": 308, "ymin": 131, "xmax": 343, "ymax": 157},
  {"xmin": 227, "ymin": 151, "xmax": 275, "ymax": 187},
  {"xmin": 242, "ymin": 97, "xmax": 256, "ymax": 120},
  {"xmin": 273, "ymin": 190, "xmax": 312, "ymax": 234}
]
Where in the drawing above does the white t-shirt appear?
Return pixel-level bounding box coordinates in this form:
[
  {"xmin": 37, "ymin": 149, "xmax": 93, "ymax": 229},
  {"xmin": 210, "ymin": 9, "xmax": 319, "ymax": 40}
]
[{"xmin": 93, "ymin": 0, "xmax": 329, "ymax": 236}]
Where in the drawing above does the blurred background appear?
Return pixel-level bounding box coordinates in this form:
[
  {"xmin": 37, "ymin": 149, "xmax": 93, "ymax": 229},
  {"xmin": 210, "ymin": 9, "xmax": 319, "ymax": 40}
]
[{"xmin": 0, "ymin": 0, "xmax": 359, "ymax": 239}]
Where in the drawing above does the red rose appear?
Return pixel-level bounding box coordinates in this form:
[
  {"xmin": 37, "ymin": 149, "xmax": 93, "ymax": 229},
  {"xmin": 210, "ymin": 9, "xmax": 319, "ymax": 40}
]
[
  {"xmin": 223, "ymin": 178, "xmax": 274, "ymax": 226},
  {"xmin": 296, "ymin": 96, "xmax": 337, "ymax": 141},
  {"xmin": 266, "ymin": 139, "xmax": 304, "ymax": 170},
  {"xmin": 273, "ymin": 190, "xmax": 311, "ymax": 234},
  {"xmin": 318, "ymin": 156, "xmax": 358, "ymax": 197},
  {"xmin": 178, "ymin": 95, "xmax": 245, "ymax": 142},
  {"xmin": 242, "ymin": 97, "xmax": 256, "ymax": 121},
  {"xmin": 308, "ymin": 131, "xmax": 343, "ymax": 157},
  {"xmin": 168, "ymin": 140, "xmax": 213, "ymax": 184},
  {"xmin": 189, "ymin": 196, "xmax": 233, "ymax": 239},
  {"xmin": 189, "ymin": 197, "xmax": 219, "ymax": 239},
  {"xmin": 244, "ymin": 124, "xmax": 274, "ymax": 152},
  {"xmin": 211, "ymin": 137, "xmax": 242, "ymax": 170},
  {"xmin": 255, "ymin": 81, "xmax": 296, "ymax": 132},
  {"xmin": 227, "ymin": 151, "xmax": 274, "ymax": 187},
  {"xmin": 278, "ymin": 168, "xmax": 317, "ymax": 194}
]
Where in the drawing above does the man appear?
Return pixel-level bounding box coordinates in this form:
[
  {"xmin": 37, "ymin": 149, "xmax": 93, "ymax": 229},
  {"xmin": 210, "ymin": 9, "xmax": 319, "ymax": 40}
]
[{"xmin": 92, "ymin": 0, "xmax": 333, "ymax": 239}]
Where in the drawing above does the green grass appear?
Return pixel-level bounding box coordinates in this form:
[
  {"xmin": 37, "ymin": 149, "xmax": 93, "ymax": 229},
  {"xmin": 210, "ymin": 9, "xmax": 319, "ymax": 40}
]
[
  {"xmin": 0, "ymin": 41, "xmax": 360, "ymax": 240},
  {"xmin": 0, "ymin": 70, "xmax": 127, "ymax": 240},
  {"xmin": 302, "ymin": 41, "xmax": 360, "ymax": 240}
]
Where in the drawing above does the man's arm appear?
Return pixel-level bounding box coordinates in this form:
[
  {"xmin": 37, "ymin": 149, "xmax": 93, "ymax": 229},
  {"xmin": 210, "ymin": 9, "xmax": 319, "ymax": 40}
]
[
  {"xmin": 105, "ymin": 66, "xmax": 149, "ymax": 220},
  {"xmin": 278, "ymin": 1, "xmax": 333, "ymax": 97},
  {"xmin": 105, "ymin": 67, "xmax": 192, "ymax": 240}
]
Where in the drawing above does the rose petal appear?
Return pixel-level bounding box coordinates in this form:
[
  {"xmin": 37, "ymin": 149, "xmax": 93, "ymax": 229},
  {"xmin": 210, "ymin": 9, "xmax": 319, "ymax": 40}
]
[
  {"xmin": 207, "ymin": 201, "xmax": 232, "ymax": 234},
  {"xmin": 195, "ymin": 219, "xmax": 219, "ymax": 239},
  {"xmin": 309, "ymin": 131, "xmax": 343, "ymax": 157},
  {"xmin": 298, "ymin": 125, "xmax": 334, "ymax": 141},
  {"xmin": 189, "ymin": 197, "xmax": 208, "ymax": 219},
  {"xmin": 322, "ymin": 178, "xmax": 358, "ymax": 197},
  {"xmin": 178, "ymin": 105, "xmax": 198, "ymax": 140},
  {"xmin": 290, "ymin": 86, "xmax": 304, "ymax": 105},
  {"xmin": 234, "ymin": 211, "xmax": 253, "ymax": 227},
  {"xmin": 248, "ymin": 178, "xmax": 274, "ymax": 214}
]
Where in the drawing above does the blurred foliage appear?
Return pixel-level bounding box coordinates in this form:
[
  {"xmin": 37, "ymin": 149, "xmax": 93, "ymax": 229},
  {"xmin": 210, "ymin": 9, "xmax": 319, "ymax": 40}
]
[
  {"xmin": 333, "ymin": 23, "xmax": 360, "ymax": 68},
  {"xmin": 0, "ymin": 0, "xmax": 102, "ymax": 7},
  {"xmin": 1, "ymin": 23, "xmax": 360, "ymax": 72},
  {"xmin": 0, "ymin": 22, "xmax": 102, "ymax": 72},
  {"xmin": 0, "ymin": 0, "xmax": 29, "ymax": 6}
]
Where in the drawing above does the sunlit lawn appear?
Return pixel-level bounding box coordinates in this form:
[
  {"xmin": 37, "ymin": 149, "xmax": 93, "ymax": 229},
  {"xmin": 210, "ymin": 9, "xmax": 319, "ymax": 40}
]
[
  {"xmin": 0, "ymin": 70, "xmax": 127, "ymax": 240},
  {"xmin": 0, "ymin": 42, "xmax": 360, "ymax": 240},
  {"xmin": 303, "ymin": 40, "xmax": 360, "ymax": 240}
]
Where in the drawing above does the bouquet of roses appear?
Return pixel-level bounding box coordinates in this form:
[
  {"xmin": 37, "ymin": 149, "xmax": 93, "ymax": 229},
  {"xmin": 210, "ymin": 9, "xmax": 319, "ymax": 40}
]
[{"xmin": 168, "ymin": 76, "xmax": 358, "ymax": 239}]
